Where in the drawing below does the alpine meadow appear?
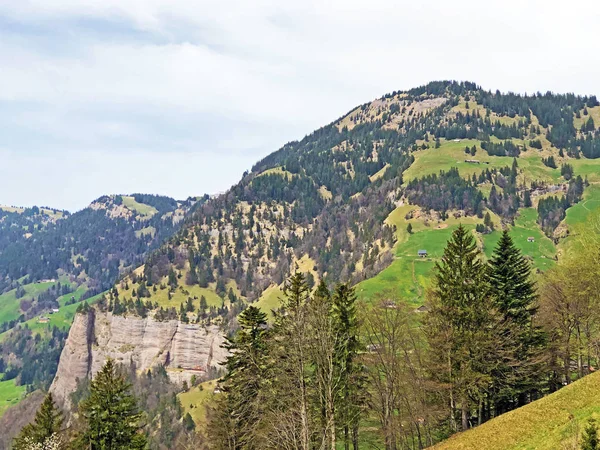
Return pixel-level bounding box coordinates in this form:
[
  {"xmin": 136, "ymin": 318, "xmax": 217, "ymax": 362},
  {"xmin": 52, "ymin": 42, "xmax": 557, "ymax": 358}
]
[{"xmin": 4, "ymin": 78, "xmax": 600, "ymax": 450}]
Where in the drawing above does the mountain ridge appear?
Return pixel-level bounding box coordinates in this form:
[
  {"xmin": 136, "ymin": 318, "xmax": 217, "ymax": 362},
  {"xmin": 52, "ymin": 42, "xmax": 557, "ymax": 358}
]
[{"xmin": 3, "ymin": 80, "xmax": 600, "ymax": 448}]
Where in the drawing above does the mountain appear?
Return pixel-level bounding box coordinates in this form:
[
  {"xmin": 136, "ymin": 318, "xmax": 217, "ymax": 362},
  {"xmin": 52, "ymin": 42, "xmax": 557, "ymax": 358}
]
[
  {"xmin": 103, "ymin": 80, "xmax": 600, "ymax": 318},
  {"xmin": 4, "ymin": 80, "xmax": 600, "ymax": 448},
  {"xmin": 0, "ymin": 194, "xmax": 201, "ymax": 330},
  {"xmin": 0, "ymin": 193, "xmax": 201, "ymax": 430}
]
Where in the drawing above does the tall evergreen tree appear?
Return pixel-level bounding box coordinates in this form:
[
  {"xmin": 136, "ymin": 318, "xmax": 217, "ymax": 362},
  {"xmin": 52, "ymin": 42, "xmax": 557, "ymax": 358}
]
[
  {"xmin": 208, "ymin": 306, "xmax": 269, "ymax": 449},
  {"xmin": 78, "ymin": 359, "xmax": 147, "ymax": 450},
  {"xmin": 13, "ymin": 394, "xmax": 64, "ymax": 450},
  {"xmin": 488, "ymin": 229, "xmax": 542, "ymax": 409},
  {"xmin": 488, "ymin": 230, "xmax": 537, "ymax": 326},
  {"xmin": 332, "ymin": 283, "xmax": 364, "ymax": 450},
  {"xmin": 425, "ymin": 225, "xmax": 505, "ymax": 431}
]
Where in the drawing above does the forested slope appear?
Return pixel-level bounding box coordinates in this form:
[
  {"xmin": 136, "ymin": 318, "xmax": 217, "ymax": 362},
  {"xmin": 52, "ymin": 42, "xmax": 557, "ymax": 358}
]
[{"xmin": 6, "ymin": 80, "xmax": 600, "ymax": 449}]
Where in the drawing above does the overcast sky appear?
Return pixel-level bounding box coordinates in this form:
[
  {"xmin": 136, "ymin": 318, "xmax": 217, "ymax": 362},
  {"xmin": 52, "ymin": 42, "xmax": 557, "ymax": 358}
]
[{"xmin": 1, "ymin": 0, "xmax": 599, "ymax": 211}]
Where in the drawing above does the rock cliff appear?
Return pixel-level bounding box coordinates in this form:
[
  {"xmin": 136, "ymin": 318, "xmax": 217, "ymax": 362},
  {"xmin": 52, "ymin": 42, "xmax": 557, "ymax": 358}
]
[{"xmin": 50, "ymin": 308, "xmax": 227, "ymax": 407}]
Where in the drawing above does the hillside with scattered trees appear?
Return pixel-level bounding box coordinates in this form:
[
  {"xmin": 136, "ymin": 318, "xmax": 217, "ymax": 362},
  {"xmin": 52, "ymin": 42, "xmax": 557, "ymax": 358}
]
[{"xmin": 5, "ymin": 80, "xmax": 600, "ymax": 448}]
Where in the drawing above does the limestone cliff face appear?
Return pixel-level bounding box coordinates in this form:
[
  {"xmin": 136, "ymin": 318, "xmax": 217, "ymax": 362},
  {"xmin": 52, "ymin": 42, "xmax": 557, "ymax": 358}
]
[{"xmin": 50, "ymin": 309, "xmax": 227, "ymax": 407}]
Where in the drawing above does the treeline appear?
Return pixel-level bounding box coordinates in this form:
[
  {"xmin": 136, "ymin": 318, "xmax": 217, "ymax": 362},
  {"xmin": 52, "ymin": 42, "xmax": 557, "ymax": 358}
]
[
  {"xmin": 537, "ymin": 176, "xmax": 585, "ymax": 235},
  {"xmin": 131, "ymin": 193, "xmax": 179, "ymax": 213},
  {"xmin": 481, "ymin": 140, "xmax": 521, "ymax": 157},
  {"xmin": 476, "ymin": 88, "xmax": 600, "ymax": 158},
  {"xmin": 202, "ymin": 228, "xmax": 542, "ymax": 449},
  {"xmin": 206, "ymin": 225, "xmax": 600, "ymax": 449},
  {"xmin": 0, "ymin": 198, "xmax": 183, "ymax": 298},
  {"xmin": 0, "ymin": 325, "xmax": 68, "ymax": 392},
  {"xmin": 405, "ymin": 168, "xmax": 485, "ymax": 218},
  {"xmin": 207, "ymin": 275, "xmax": 364, "ymax": 449}
]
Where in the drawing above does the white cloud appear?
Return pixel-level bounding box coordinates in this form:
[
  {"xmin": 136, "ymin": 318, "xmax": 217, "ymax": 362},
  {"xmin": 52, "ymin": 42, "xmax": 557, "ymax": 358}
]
[{"xmin": 0, "ymin": 0, "xmax": 599, "ymax": 210}]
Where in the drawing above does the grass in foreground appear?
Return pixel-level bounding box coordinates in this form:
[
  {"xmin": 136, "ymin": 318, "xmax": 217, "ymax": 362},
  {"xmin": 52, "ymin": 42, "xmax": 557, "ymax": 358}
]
[{"xmin": 431, "ymin": 371, "xmax": 600, "ymax": 450}]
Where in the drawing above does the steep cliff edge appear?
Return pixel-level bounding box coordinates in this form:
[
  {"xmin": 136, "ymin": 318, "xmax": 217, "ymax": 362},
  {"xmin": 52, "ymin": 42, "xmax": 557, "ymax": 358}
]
[{"xmin": 50, "ymin": 309, "xmax": 227, "ymax": 407}]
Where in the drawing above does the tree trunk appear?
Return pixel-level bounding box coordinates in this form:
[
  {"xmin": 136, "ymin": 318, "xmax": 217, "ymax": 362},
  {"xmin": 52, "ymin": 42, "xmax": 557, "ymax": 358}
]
[
  {"xmin": 352, "ymin": 425, "xmax": 359, "ymax": 450},
  {"xmin": 461, "ymin": 399, "xmax": 469, "ymax": 432}
]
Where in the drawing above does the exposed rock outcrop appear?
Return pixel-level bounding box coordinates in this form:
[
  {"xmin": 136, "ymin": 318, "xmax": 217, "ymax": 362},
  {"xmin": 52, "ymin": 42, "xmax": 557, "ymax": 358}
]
[{"xmin": 50, "ymin": 308, "xmax": 227, "ymax": 407}]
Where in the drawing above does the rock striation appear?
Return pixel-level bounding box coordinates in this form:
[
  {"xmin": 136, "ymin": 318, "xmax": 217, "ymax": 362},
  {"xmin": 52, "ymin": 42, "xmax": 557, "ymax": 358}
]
[{"xmin": 50, "ymin": 308, "xmax": 227, "ymax": 407}]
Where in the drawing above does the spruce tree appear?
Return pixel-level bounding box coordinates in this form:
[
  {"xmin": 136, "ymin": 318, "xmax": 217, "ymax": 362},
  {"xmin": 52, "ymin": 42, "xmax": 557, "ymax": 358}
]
[
  {"xmin": 333, "ymin": 283, "xmax": 364, "ymax": 450},
  {"xmin": 78, "ymin": 359, "xmax": 147, "ymax": 450},
  {"xmin": 488, "ymin": 230, "xmax": 537, "ymax": 327},
  {"xmin": 13, "ymin": 394, "xmax": 64, "ymax": 450},
  {"xmin": 488, "ymin": 230, "xmax": 542, "ymax": 408},
  {"xmin": 524, "ymin": 190, "xmax": 532, "ymax": 208},
  {"xmin": 209, "ymin": 306, "xmax": 269, "ymax": 448},
  {"xmin": 425, "ymin": 225, "xmax": 501, "ymax": 431}
]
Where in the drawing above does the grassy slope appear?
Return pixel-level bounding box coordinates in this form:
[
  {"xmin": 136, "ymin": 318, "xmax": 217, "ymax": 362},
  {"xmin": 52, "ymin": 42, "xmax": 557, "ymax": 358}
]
[
  {"xmin": 0, "ymin": 289, "xmax": 106, "ymax": 418},
  {"xmin": 357, "ymin": 205, "xmax": 554, "ymax": 306},
  {"xmin": 118, "ymin": 269, "xmax": 229, "ymax": 314},
  {"xmin": 431, "ymin": 371, "xmax": 600, "ymax": 450},
  {"xmin": 0, "ymin": 378, "xmax": 26, "ymax": 418},
  {"xmin": 0, "ymin": 281, "xmax": 59, "ymax": 324},
  {"xmin": 255, "ymin": 284, "xmax": 284, "ymax": 316},
  {"xmin": 121, "ymin": 196, "xmax": 158, "ymax": 217},
  {"xmin": 179, "ymin": 379, "xmax": 218, "ymax": 429},
  {"xmin": 403, "ymin": 139, "xmax": 560, "ymax": 185},
  {"xmin": 559, "ymin": 183, "xmax": 600, "ymax": 256}
]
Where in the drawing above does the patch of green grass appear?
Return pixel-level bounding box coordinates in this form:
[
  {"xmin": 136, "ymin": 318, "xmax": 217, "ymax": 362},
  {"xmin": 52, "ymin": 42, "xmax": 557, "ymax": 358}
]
[
  {"xmin": 403, "ymin": 139, "xmax": 560, "ymax": 186},
  {"xmin": 359, "ymin": 206, "xmax": 557, "ymax": 306},
  {"xmin": 135, "ymin": 226, "xmax": 156, "ymax": 238},
  {"xmin": 255, "ymin": 284, "xmax": 284, "ymax": 317},
  {"xmin": 17, "ymin": 291, "xmax": 105, "ymax": 336},
  {"xmin": 0, "ymin": 378, "xmax": 26, "ymax": 418},
  {"xmin": 357, "ymin": 224, "xmax": 469, "ymax": 306},
  {"xmin": 254, "ymin": 166, "xmax": 295, "ymax": 181},
  {"xmin": 559, "ymin": 184, "xmax": 600, "ymax": 255},
  {"xmin": 0, "ymin": 281, "xmax": 58, "ymax": 325},
  {"xmin": 369, "ymin": 163, "xmax": 390, "ymax": 182},
  {"xmin": 403, "ymin": 139, "xmax": 515, "ymax": 182},
  {"xmin": 179, "ymin": 379, "xmax": 218, "ymax": 428},
  {"xmin": 567, "ymin": 159, "xmax": 600, "ymax": 183},
  {"xmin": 120, "ymin": 272, "xmax": 227, "ymax": 314},
  {"xmin": 432, "ymin": 371, "xmax": 600, "ymax": 450},
  {"xmin": 574, "ymin": 106, "xmax": 600, "ymax": 130},
  {"xmin": 121, "ymin": 196, "xmax": 158, "ymax": 217},
  {"xmin": 481, "ymin": 208, "xmax": 556, "ymax": 271}
]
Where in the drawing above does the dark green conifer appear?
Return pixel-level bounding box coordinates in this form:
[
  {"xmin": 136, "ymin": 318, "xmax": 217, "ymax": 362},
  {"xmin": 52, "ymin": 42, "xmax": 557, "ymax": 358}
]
[
  {"xmin": 78, "ymin": 359, "xmax": 147, "ymax": 450},
  {"xmin": 13, "ymin": 393, "xmax": 64, "ymax": 450},
  {"xmin": 333, "ymin": 283, "xmax": 364, "ymax": 449},
  {"xmin": 488, "ymin": 230, "xmax": 542, "ymax": 408},
  {"xmin": 488, "ymin": 230, "xmax": 536, "ymax": 327},
  {"xmin": 425, "ymin": 225, "xmax": 500, "ymax": 431},
  {"xmin": 524, "ymin": 190, "xmax": 532, "ymax": 208},
  {"xmin": 209, "ymin": 306, "xmax": 269, "ymax": 448}
]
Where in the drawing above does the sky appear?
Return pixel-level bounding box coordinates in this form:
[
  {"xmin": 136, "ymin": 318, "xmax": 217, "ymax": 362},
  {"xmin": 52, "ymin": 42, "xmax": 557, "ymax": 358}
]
[{"xmin": 0, "ymin": 1, "xmax": 599, "ymax": 211}]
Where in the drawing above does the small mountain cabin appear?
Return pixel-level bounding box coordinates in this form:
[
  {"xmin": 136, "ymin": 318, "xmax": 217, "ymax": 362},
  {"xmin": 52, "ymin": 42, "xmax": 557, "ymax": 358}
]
[
  {"xmin": 418, "ymin": 250, "xmax": 428, "ymax": 258},
  {"xmin": 527, "ymin": 237, "xmax": 535, "ymax": 242}
]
